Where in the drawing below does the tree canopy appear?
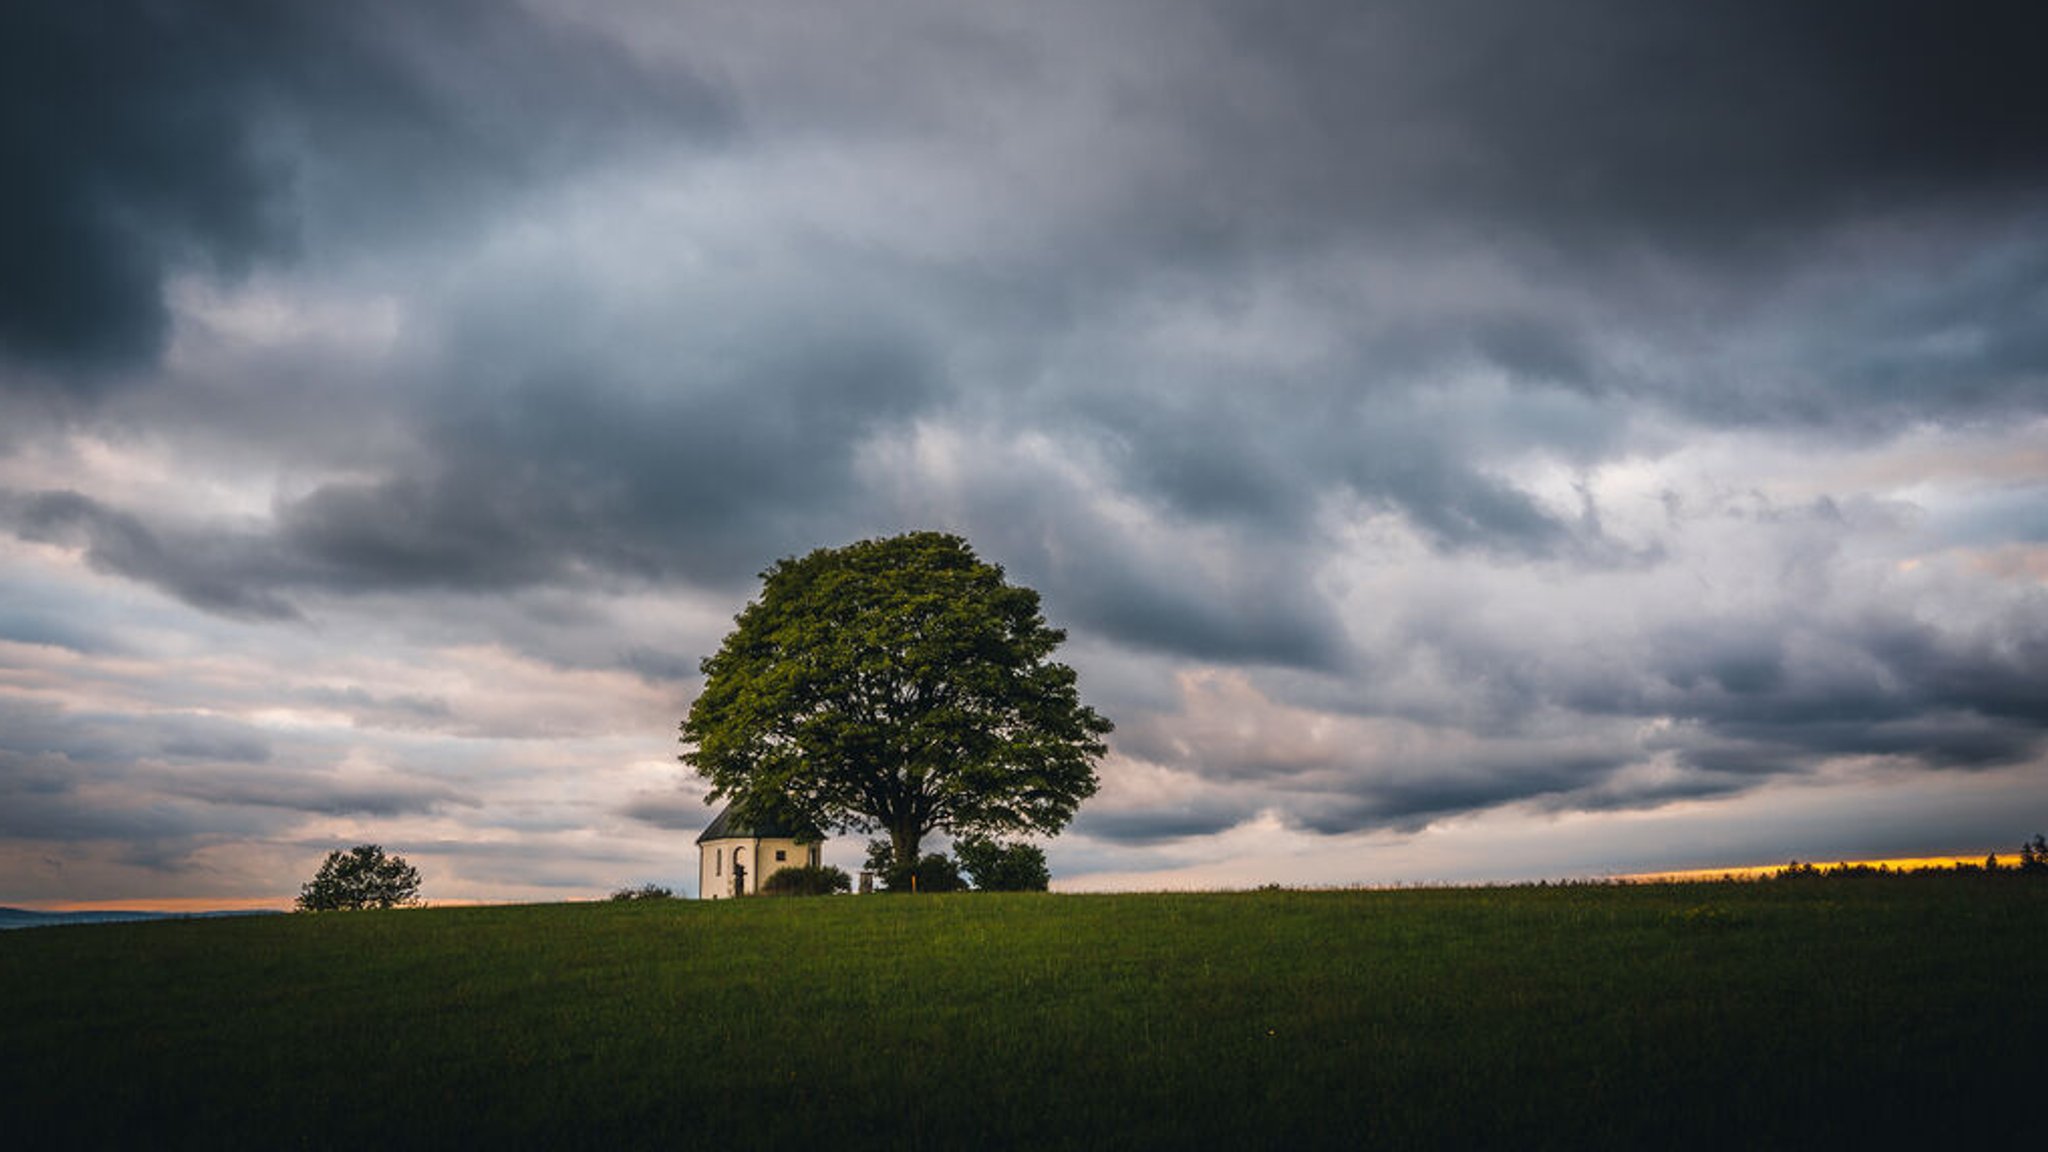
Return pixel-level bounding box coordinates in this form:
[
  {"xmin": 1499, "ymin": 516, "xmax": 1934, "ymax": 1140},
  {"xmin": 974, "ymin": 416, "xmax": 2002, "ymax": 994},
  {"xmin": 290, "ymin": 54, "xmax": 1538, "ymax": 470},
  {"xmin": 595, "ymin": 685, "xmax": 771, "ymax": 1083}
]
[
  {"xmin": 681, "ymin": 531, "xmax": 1111, "ymax": 872},
  {"xmin": 295, "ymin": 844, "xmax": 422, "ymax": 911},
  {"xmin": 955, "ymin": 834, "xmax": 1052, "ymax": 892}
]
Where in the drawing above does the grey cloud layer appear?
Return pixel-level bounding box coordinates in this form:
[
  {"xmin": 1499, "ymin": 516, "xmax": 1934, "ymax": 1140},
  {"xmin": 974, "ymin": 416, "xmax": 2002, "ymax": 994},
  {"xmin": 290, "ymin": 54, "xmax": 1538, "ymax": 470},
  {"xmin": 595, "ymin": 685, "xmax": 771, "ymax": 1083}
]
[
  {"xmin": 0, "ymin": 696, "xmax": 467, "ymax": 865},
  {"xmin": 4, "ymin": 1, "xmax": 2048, "ymax": 892},
  {"xmin": 0, "ymin": 0, "xmax": 724, "ymax": 385}
]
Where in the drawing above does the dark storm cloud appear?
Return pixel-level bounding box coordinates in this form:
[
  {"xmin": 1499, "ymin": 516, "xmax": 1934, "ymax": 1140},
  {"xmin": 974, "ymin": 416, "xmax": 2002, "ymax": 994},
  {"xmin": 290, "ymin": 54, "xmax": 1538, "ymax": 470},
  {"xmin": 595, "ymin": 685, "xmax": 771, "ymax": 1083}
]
[
  {"xmin": 1624, "ymin": 613, "xmax": 2048, "ymax": 781},
  {"xmin": 1200, "ymin": 0, "xmax": 2048, "ymax": 252},
  {"xmin": 0, "ymin": 696, "xmax": 469, "ymax": 865},
  {"xmin": 0, "ymin": 2, "xmax": 280, "ymax": 376},
  {"xmin": 2, "ymin": 319, "xmax": 939, "ymax": 614},
  {"xmin": 278, "ymin": 329, "xmax": 939, "ymax": 599},
  {"xmin": 912, "ymin": 439, "xmax": 1353, "ymax": 670},
  {"xmin": 1072, "ymin": 381, "xmax": 1593, "ymax": 562},
  {"xmin": 276, "ymin": 476, "xmax": 572, "ymax": 596},
  {"xmin": 1076, "ymin": 586, "xmax": 2048, "ymax": 847},
  {"xmin": 0, "ymin": 0, "xmax": 726, "ymax": 386},
  {"xmin": 1038, "ymin": 0, "xmax": 2048, "ymax": 434},
  {"xmin": 1621, "ymin": 608, "xmax": 2047, "ymax": 740},
  {"xmin": 0, "ymin": 739, "xmax": 245, "ymax": 856},
  {"xmin": 159, "ymin": 732, "xmax": 272, "ymax": 766},
  {"xmin": 1279, "ymin": 763, "xmax": 1609, "ymax": 836},
  {"xmin": 300, "ymin": 686, "xmax": 455, "ymax": 731},
  {"xmin": 1339, "ymin": 441, "xmax": 1576, "ymax": 559},
  {"xmin": 620, "ymin": 794, "xmax": 714, "ymax": 832},
  {"xmin": 393, "ymin": 334, "xmax": 942, "ymax": 589},
  {"xmin": 1072, "ymin": 803, "xmax": 1248, "ymax": 846},
  {"xmin": 0, "ymin": 756, "xmax": 267, "ymax": 852},
  {"xmin": 620, "ymin": 647, "xmax": 699, "ymax": 686},
  {"xmin": 158, "ymin": 767, "xmax": 470, "ymax": 819},
  {"xmin": 4, "ymin": 489, "xmax": 302, "ymax": 619},
  {"xmin": 1045, "ymin": 557, "xmax": 1343, "ymax": 671}
]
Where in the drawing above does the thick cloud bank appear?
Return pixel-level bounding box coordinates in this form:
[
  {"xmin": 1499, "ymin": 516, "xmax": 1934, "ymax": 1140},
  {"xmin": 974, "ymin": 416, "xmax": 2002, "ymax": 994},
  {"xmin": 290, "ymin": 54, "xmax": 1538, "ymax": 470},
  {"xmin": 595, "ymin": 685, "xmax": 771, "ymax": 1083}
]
[{"xmin": 3, "ymin": 0, "xmax": 2046, "ymax": 903}]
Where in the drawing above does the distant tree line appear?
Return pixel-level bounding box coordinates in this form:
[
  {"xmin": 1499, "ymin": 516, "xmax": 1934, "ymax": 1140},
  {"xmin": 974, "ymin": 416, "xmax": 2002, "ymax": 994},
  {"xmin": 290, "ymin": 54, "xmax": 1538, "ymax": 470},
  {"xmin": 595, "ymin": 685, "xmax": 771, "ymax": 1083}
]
[{"xmin": 1775, "ymin": 834, "xmax": 2048, "ymax": 880}]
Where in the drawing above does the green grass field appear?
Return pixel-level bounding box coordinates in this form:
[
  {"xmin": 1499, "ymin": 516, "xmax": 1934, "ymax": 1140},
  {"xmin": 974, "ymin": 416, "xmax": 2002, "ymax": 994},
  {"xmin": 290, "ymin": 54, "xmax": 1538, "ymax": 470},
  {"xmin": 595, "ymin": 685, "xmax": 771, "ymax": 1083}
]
[{"xmin": 5, "ymin": 876, "xmax": 2044, "ymax": 1150}]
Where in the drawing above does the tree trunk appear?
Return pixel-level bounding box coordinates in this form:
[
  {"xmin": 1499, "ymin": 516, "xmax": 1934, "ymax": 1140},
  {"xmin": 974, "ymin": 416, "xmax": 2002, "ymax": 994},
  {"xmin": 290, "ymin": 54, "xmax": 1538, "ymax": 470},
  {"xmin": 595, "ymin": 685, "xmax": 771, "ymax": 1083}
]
[{"xmin": 890, "ymin": 822, "xmax": 921, "ymax": 874}]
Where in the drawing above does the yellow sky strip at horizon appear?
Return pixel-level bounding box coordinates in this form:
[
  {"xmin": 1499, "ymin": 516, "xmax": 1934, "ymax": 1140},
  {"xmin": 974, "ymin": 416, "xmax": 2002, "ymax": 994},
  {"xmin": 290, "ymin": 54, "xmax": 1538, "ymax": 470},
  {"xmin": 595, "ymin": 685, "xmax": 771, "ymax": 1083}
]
[{"xmin": 1624, "ymin": 854, "xmax": 2020, "ymax": 882}]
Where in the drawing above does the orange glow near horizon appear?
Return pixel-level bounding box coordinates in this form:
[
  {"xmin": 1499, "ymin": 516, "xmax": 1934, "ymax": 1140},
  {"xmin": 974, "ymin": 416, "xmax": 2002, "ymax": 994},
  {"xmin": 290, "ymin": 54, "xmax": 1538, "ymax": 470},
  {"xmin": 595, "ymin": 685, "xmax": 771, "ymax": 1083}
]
[{"xmin": 1626, "ymin": 854, "xmax": 2016, "ymax": 882}]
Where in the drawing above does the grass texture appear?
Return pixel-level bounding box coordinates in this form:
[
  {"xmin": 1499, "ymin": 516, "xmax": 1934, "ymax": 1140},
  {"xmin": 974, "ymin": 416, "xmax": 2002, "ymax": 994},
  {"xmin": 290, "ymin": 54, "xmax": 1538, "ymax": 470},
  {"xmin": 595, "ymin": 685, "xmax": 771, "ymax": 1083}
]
[{"xmin": 5, "ymin": 876, "xmax": 2044, "ymax": 1149}]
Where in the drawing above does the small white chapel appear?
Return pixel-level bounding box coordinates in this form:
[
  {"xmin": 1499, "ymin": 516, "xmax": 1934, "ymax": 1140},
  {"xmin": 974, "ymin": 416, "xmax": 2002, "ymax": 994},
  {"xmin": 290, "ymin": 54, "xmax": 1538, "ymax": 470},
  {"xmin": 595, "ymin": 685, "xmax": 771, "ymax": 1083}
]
[{"xmin": 696, "ymin": 803, "xmax": 821, "ymax": 898}]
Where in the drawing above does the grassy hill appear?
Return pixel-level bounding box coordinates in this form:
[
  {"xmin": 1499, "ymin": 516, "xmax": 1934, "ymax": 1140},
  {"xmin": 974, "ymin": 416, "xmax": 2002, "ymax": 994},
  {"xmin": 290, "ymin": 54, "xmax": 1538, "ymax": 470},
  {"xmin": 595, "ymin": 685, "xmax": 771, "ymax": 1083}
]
[{"xmin": 4, "ymin": 876, "xmax": 2043, "ymax": 1149}]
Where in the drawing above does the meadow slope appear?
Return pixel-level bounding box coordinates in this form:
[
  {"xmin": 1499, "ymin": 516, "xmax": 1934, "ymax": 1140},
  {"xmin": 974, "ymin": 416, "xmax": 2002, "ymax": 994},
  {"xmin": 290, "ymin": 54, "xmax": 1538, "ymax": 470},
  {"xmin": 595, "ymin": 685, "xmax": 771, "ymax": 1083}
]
[{"xmin": 4, "ymin": 877, "xmax": 2044, "ymax": 1149}]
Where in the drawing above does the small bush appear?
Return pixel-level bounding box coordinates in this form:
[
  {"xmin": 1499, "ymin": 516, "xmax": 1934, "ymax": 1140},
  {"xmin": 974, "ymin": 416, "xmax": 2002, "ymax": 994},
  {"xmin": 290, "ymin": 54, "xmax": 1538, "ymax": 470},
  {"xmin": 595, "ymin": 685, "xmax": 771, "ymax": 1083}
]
[
  {"xmin": 609, "ymin": 883, "xmax": 675, "ymax": 901},
  {"xmin": 955, "ymin": 835, "xmax": 1051, "ymax": 892},
  {"xmin": 761, "ymin": 864, "xmax": 851, "ymax": 896},
  {"xmin": 861, "ymin": 849, "xmax": 966, "ymax": 893},
  {"xmin": 863, "ymin": 840, "xmax": 968, "ymax": 893},
  {"xmin": 910, "ymin": 854, "xmax": 965, "ymax": 893}
]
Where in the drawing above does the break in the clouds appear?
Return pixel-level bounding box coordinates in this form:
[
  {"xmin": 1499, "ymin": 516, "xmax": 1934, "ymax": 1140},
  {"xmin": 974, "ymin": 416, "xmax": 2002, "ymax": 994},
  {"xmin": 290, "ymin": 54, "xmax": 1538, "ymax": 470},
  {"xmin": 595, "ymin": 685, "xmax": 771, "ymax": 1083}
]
[{"xmin": 3, "ymin": 0, "xmax": 2047, "ymax": 905}]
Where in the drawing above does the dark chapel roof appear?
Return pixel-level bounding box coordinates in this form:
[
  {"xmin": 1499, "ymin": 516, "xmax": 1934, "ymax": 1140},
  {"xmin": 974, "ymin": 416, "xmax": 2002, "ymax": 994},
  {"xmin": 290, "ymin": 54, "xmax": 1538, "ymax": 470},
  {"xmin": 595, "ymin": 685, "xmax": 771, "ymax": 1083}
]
[{"xmin": 695, "ymin": 803, "xmax": 816, "ymax": 845}]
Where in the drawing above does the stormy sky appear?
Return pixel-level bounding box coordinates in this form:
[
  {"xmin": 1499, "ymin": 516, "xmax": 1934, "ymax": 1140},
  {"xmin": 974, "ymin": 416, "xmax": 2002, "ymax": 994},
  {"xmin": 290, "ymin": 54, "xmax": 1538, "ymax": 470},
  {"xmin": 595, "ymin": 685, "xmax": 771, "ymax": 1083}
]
[{"xmin": 5, "ymin": 0, "xmax": 2047, "ymax": 906}]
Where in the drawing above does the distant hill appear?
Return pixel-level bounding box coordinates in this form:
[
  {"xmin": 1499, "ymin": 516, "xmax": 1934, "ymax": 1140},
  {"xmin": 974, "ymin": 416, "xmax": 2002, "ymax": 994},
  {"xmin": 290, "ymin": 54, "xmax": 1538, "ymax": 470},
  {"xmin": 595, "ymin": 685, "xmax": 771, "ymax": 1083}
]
[{"xmin": 0, "ymin": 907, "xmax": 281, "ymax": 931}]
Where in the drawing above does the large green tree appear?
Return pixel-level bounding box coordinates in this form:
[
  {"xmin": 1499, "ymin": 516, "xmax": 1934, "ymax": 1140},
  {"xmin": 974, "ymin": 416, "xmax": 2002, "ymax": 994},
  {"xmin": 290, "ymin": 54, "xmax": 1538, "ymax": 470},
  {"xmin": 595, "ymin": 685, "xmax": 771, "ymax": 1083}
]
[{"xmin": 681, "ymin": 532, "xmax": 1111, "ymax": 873}]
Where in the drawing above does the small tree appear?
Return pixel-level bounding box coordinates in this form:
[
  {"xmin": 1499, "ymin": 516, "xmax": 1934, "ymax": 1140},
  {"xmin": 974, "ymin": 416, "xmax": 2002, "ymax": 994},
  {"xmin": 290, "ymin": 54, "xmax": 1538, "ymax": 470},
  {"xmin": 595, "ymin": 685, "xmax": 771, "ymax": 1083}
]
[
  {"xmin": 760, "ymin": 864, "xmax": 852, "ymax": 896},
  {"xmin": 295, "ymin": 844, "xmax": 422, "ymax": 911},
  {"xmin": 2020, "ymin": 834, "xmax": 2048, "ymax": 874},
  {"xmin": 956, "ymin": 834, "xmax": 1051, "ymax": 892}
]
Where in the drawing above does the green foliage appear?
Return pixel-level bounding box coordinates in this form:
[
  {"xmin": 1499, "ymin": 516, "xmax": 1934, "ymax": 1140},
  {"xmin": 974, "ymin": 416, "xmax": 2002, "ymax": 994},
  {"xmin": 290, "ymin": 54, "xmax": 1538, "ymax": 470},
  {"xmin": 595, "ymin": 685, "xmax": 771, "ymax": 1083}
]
[
  {"xmin": 759, "ymin": 864, "xmax": 851, "ymax": 896},
  {"xmin": 2020, "ymin": 833, "xmax": 2048, "ymax": 873},
  {"xmin": 7, "ymin": 879, "xmax": 2047, "ymax": 1149},
  {"xmin": 861, "ymin": 837, "xmax": 896, "ymax": 890},
  {"xmin": 682, "ymin": 532, "xmax": 1112, "ymax": 874},
  {"xmin": 294, "ymin": 844, "xmax": 421, "ymax": 912},
  {"xmin": 955, "ymin": 834, "xmax": 1051, "ymax": 891},
  {"xmin": 903, "ymin": 853, "xmax": 965, "ymax": 893},
  {"xmin": 1668, "ymin": 902, "xmax": 1739, "ymax": 930},
  {"xmin": 864, "ymin": 838, "xmax": 964, "ymax": 892},
  {"xmin": 609, "ymin": 884, "xmax": 675, "ymax": 901}
]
